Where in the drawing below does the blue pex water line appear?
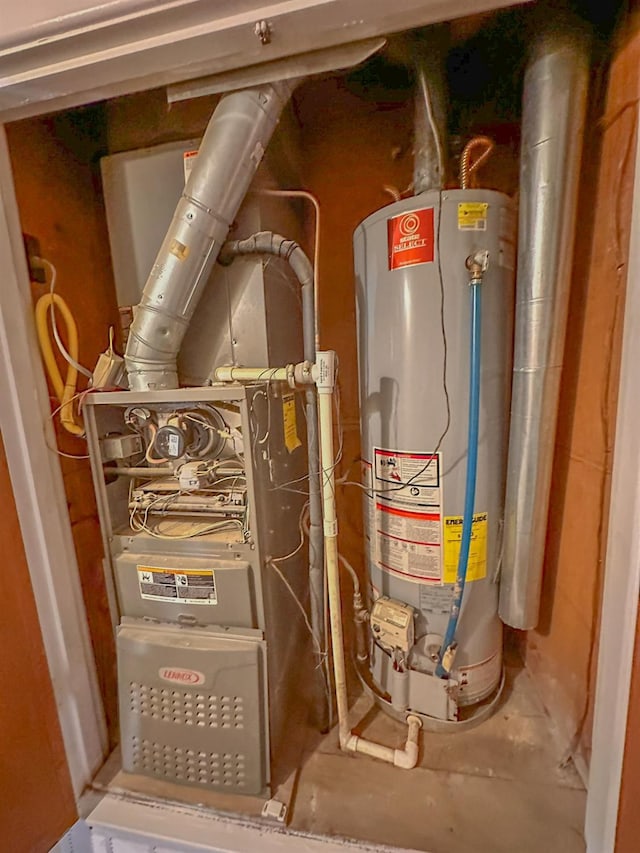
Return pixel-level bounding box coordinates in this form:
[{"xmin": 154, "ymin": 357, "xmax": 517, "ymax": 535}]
[{"xmin": 436, "ymin": 279, "xmax": 482, "ymax": 678}]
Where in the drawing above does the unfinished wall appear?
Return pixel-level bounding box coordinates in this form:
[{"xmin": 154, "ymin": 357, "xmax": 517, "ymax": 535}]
[
  {"xmin": 296, "ymin": 75, "xmax": 414, "ymax": 597},
  {"xmin": 524, "ymin": 9, "xmax": 635, "ymax": 773},
  {"xmin": 6, "ymin": 110, "xmax": 120, "ymax": 745},
  {"xmin": 0, "ymin": 436, "xmax": 77, "ymax": 850}
]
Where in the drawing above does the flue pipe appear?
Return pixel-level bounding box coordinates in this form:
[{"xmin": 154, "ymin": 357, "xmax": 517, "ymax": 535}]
[
  {"xmin": 413, "ymin": 26, "xmax": 448, "ymax": 194},
  {"xmin": 124, "ymin": 80, "xmax": 298, "ymax": 390},
  {"xmin": 499, "ymin": 23, "xmax": 590, "ymax": 630}
]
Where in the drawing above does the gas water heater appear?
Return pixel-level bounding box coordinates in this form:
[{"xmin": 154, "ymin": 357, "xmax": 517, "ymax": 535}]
[
  {"xmin": 355, "ymin": 187, "xmax": 516, "ymax": 724},
  {"xmin": 68, "ymin": 26, "xmax": 586, "ymax": 795}
]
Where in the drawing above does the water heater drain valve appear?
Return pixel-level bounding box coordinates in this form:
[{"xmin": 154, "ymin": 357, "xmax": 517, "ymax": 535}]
[{"xmin": 370, "ymin": 596, "xmax": 415, "ymax": 653}]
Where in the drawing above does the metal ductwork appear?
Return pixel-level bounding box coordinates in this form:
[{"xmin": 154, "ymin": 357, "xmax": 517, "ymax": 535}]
[
  {"xmin": 499, "ymin": 24, "xmax": 590, "ymax": 630},
  {"xmin": 124, "ymin": 80, "xmax": 297, "ymax": 390},
  {"xmin": 413, "ymin": 28, "xmax": 448, "ymax": 194}
]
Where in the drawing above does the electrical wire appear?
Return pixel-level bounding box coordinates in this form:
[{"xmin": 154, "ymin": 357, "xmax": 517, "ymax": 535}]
[
  {"xmin": 45, "ymin": 389, "xmax": 95, "ymax": 458},
  {"xmin": 130, "ymin": 505, "xmax": 244, "ymax": 540},
  {"xmin": 144, "ymin": 423, "xmax": 168, "ymax": 465},
  {"xmin": 339, "ymin": 204, "xmax": 451, "ymax": 500},
  {"xmin": 267, "ymin": 500, "xmax": 332, "ymax": 715},
  {"xmin": 267, "ymin": 365, "xmax": 344, "ymax": 495},
  {"xmin": 37, "ymin": 257, "xmax": 93, "ymax": 380}
]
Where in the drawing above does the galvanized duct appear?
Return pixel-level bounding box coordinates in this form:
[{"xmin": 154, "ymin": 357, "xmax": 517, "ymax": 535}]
[
  {"xmin": 124, "ymin": 80, "xmax": 297, "ymax": 390},
  {"xmin": 499, "ymin": 25, "xmax": 590, "ymax": 630},
  {"xmin": 413, "ymin": 28, "xmax": 448, "ymax": 194}
]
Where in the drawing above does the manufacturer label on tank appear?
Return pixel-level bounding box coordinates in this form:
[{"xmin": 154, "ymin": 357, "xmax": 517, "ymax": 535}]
[
  {"xmin": 419, "ymin": 583, "xmax": 454, "ymax": 615},
  {"xmin": 137, "ymin": 565, "xmax": 217, "ymax": 605},
  {"xmin": 457, "ymin": 202, "xmax": 488, "ymax": 231},
  {"xmin": 387, "ymin": 208, "xmax": 435, "ymax": 270},
  {"xmin": 443, "ymin": 512, "xmax": 488, "ymax": 583},
  {"xmin": 372, "ymin": 448, "xmax": 443, "ymax": 583}
]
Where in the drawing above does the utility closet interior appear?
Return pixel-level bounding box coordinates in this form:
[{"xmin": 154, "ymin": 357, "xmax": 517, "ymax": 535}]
[{"xmin": 3, "ymin": 0, "xmax": 638, "ymax": 850}]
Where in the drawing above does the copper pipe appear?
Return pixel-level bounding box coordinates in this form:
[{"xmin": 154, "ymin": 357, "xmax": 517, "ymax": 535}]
[{"xmin": 460, "ymin": 136, "xmax": 495, "ymax": 189}]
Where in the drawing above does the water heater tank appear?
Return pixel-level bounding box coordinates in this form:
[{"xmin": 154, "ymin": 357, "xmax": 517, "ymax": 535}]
[{"xmin": 354, "ymin": 189, "xmax": 515, "ymax": 721}]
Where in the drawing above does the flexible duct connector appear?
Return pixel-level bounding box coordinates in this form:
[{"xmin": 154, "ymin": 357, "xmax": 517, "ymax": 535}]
[
  {"xmin": 124, "ymin": 80, "xmax": 297, "ymax": 391},
  {"xmin": 499, "ymin": 26, "xmax": 590, "ymax": 629}
]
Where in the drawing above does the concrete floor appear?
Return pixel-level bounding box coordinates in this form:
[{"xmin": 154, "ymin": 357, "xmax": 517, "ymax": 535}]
[
  {"xmin": 288, "ymin": 656, "xmax": 586, "ymax": 853},
  {"xmin": 94, "ymin": 652, "xmax": 586, "ymax": 853}
]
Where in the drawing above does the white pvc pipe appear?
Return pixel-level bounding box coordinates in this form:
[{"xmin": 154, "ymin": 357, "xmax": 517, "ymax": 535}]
[
  {"xmin": 214, "ymin": 365, "xmax": 290, "ymax": 383},
  {"xmin": 214, "ymin": 353, "xmax": 423, "ymax": 768},
  {"xmin": 346, "ymin": 714, "xmax": 421, "ymax": 768},
  {"xmin": 316, "ymin": 352, "xmax": 422, "ymax": 768}
]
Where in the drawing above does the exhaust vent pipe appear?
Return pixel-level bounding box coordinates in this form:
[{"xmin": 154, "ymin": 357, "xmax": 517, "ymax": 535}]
[
  {"xmin": 499, "ymin": 24, "xmax": 590, "ymax": 630},
  {"xmin": 125, "ymin": 80, "xmax": 298, "ymax": 390},
  {"xmin": 413, "ymin": 27, "xmax": 448, "ymax": 194}
]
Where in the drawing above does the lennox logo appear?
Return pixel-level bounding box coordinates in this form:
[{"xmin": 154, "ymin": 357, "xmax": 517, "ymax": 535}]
[{"xmin": 159, "ymin": 667, "xmax": 205, "ymax": 686}]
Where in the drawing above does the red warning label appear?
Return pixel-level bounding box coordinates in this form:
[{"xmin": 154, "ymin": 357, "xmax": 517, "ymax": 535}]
[{"xmin": 387, "ymin": 208, "xmax": 435, "ymax": 270}]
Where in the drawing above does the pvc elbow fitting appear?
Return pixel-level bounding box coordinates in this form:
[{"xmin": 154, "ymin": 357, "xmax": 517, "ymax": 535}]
[{"xmin": 393, "ymin": 715, "xmax": 422, "ymax": 769}]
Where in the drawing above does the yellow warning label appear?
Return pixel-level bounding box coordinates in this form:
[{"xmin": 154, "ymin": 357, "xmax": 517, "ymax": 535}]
[
  {"xmin": 282, "ymin": 393, "xmax": 302, "ymax": 453},
  {"xmin": 458, "ymin": 202, "xmax": 489, "ymax": 231},
  {"xmin": 443, "ymin": 512, "xmax": 488, "ymax": 583}
]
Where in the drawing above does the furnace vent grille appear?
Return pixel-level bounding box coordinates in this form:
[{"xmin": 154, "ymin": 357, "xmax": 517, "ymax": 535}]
[
  {"xmin": 129, "ymin": 681, "xmax": 245, "ymax": 729},
  {"xmin": 130, "ymin": 736, "xmax": 247, "ymax": 787}
]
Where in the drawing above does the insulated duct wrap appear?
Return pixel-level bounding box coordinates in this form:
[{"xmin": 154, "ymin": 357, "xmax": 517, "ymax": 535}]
[
  {"xmin": 124, "ymin": 81, "xmax": 296, "ymax": 390},
  {"xmin": 499, "ymin": 26, "xmax": 590, "ymax": 630}
]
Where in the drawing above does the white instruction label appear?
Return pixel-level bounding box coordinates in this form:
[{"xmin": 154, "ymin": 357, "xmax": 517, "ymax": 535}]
[
  {"xmin": 419, "ymin": 584, "xmax": 454, "ymax": 615},
  {"xmin": 183, "ymin": 149, "xmax": 199, "ymax": 184},
  {"xmin": 373, "ymin": 448, "xmax": 443, "ymax": 583},
  {"xmin": 137, "ymin": 566, "xmax": 217, "ymax": 605}
]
